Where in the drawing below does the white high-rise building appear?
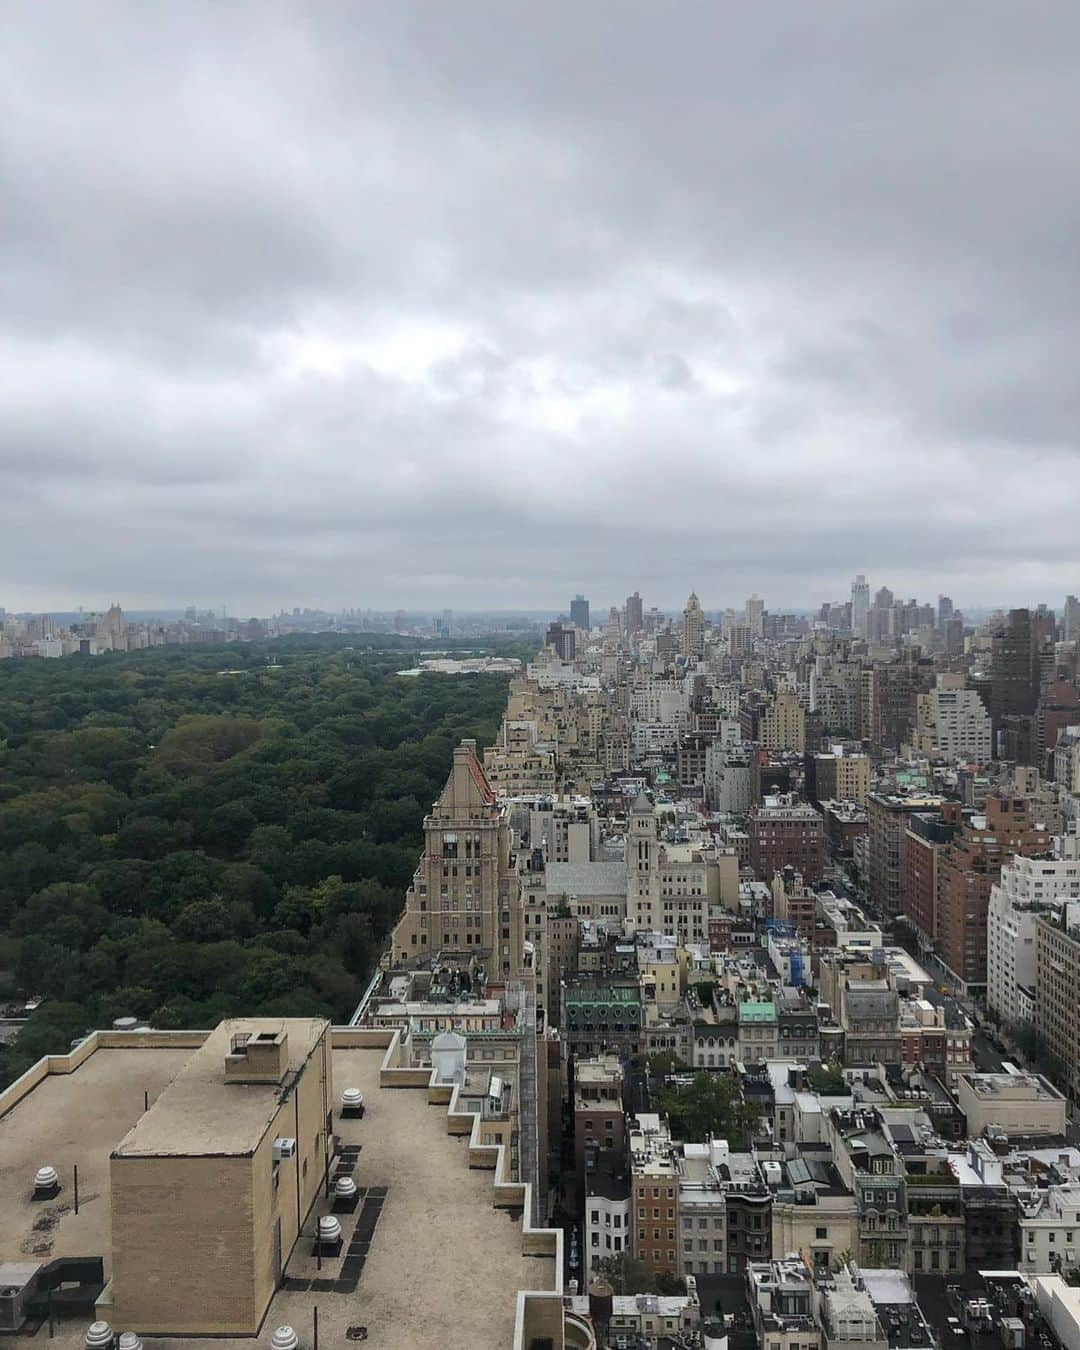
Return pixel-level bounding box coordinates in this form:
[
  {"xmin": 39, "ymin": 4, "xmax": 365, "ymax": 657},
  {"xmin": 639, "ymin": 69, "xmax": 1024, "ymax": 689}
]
[
  {"xmin": 704, "ymin": 742, "xmax": 753, "ymax": 814},
  {"xmin": 987, "ymin": 852, "xmax": 1080, "ymax": 1026},
  {"xmin": 851, "ymin": 575, "xmax": 870, "ymax": 638},
  {"xmin": 916, "ymin": 684, "xmax": 992, "ymax": 763},
  {"xmin": 1055, "ymin": 726, "xmax": 1080, "ymax": 794}
]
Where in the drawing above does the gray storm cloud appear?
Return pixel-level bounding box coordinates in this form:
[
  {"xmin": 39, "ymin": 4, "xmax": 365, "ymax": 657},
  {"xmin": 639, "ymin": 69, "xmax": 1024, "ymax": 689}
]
[{"xmin": 1, "ymin": 1, "xmax": 1078, "ymax": 613}]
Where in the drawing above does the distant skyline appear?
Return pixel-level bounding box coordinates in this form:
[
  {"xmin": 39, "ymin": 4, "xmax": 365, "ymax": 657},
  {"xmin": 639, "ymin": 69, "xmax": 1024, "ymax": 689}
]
[
  {"xmin": 0, "ymin": 587, "xmax": 1063, "ymax": 622},
  {"xmin": 3, "ymin": 6, "xmax": 1080, "ymax": 611}
]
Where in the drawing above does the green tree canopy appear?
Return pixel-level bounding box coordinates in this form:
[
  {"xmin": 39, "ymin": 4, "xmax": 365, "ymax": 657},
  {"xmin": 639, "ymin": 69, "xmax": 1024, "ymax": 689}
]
[
  {"xmin": 592, "ymin": 1255, "xmax": 684, "ymax": 1296},
  {"xmin": 653, "ymin": 1070, "xmax": 761, "ymax": 1146},
  {"xmin": 0, "ymin": 638, "xmax": 512, "ymax": 1088}
]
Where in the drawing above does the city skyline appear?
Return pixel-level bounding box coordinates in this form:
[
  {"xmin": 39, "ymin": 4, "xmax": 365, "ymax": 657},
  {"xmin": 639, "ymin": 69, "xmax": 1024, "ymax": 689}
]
[{"xmin": 0, "ymin": 583, "xmax": 1072, "ymax": 623}]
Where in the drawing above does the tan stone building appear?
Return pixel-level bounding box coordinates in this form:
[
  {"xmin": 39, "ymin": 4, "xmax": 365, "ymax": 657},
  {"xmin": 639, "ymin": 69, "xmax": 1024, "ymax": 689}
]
[
  {"xmin": 626, "ymin": 793, "xmax": 737, "ymax": 941},
  {"xmin": 835, "ymin": 752, "xmax": 871, "ymax": 805},
  {"xmin": 483, "ymin": 720, "xmax": 557, "ymax": 795},
  {"xmin": 760, "ymin": 689, "xmax": 806, "ymax": 754},
  {"xmin": 772, "ymin": 1185, "xmax": 858, "ymax": 1275},
  {"xmin": 682, "ymin": 592, "xmax": 705, "ymax": 662},
  {"xmin": 109, "ymin": 1019, "xmax": 332, "ymax": 1334},
  {"xmin": 392, "ymin": 740, "xmax": 525, "ymax": 979},
  {"xmin": 954, "ymin": 1070, "xmax": 1066, "ymax": 1138}
]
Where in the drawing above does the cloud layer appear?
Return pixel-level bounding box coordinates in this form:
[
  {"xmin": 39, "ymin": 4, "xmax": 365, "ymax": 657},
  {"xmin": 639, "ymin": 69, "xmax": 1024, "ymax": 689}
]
[{"xmin": 3, "ymin": 2, "xmax": 1079, "ymax": 613}]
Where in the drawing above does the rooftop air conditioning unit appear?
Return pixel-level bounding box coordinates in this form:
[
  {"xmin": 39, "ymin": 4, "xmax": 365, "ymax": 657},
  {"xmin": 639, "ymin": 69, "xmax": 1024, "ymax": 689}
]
[
  {"xmin": 0, "ymin": 1265, "xmax": 42, "ymax": 1333},
  {"xmin": 273, "ymin": 1137, "xmax": 297, "ymax": 1160}
]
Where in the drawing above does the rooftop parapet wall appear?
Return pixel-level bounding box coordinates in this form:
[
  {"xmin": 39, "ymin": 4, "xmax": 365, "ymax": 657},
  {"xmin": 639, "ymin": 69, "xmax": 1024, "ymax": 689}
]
[{"xmin": 1, "ymin": 1023, "xmax": 564, "ymax": 1350}]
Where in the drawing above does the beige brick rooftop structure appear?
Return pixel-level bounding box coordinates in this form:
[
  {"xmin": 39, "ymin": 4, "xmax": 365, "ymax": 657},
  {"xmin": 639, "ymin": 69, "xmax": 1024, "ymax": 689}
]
[
  {"xmin": 109, "ymin": 1018, "xmax": 333, "ymax": 1334},
  {"xmin": 0, "ymin": 1024, "xmax": 560, "ymax": 1350}
]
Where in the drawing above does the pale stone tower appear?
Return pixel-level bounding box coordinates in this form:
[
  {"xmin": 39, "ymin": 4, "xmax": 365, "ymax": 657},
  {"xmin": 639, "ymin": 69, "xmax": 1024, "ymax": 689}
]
[
  {"xmin": 626, "ymin": 791, "xmax": 657, "ymax": 931},
  {"xmin": 682, "ymin": 592, "xmax": 704, "ymax": 661}
]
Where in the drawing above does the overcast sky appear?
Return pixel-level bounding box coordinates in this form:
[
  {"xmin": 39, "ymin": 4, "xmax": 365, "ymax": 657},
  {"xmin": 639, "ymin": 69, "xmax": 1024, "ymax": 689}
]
[{"xmin": 3, "ymin": 3, "xmax": 1079, "ymax": 616}]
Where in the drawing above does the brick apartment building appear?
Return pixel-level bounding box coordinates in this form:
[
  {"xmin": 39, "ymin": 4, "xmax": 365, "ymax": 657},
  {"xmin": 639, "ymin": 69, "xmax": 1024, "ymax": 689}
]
[
  {"xmin": 902, "ymin": 804, "xmax": 963, "ymax": 946},
  {"xmin": 748, "ymin": 798, "xmax": 824, "ymax": 885},
  {"xmin": 936, "ymin": 796, "xmax": 1050, "ymax": 993}
]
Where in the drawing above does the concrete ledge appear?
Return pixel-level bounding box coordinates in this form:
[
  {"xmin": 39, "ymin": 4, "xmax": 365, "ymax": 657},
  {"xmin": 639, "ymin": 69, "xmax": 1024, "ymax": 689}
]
[{"xmin": 0, "ymin": 1028, "xmax": 209, "ymax": 1121}]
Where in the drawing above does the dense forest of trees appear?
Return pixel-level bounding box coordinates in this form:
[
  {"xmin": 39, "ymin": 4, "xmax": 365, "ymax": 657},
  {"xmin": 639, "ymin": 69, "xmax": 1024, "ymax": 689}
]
[{"xmin": 0, "ymin": 636, "xmax": 514, "ymax": 1086}]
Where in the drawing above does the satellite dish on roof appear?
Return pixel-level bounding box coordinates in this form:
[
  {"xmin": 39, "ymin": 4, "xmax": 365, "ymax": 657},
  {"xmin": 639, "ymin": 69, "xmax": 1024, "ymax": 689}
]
[{"xmin": 431, "ymin": 1031, "xmax": 467, "ymax": 1085}]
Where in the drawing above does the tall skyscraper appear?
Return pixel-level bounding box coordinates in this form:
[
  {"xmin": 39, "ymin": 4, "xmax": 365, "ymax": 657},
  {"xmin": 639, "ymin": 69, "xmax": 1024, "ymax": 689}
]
[
  {"xmin": 851, "ymin": 574, "xmax": 869, "ymax": 638},
  {"xmin": 1066, "ymin": 595, "xmax": 1080, "ymax": 643},
  {"xmin": 989, "ymin": 609, "xmax": 1038, "ymax": 735},
  {"xmin": 937, "ymin": 594, "xmax": 954, "ymax": 629},
  {"xmin": 545, "ymin": 622, "xmax": 576, "ymax": 661},
  {"xmin": 682, "ymin": 592, "xmax": 705, "ymax": 661},
  {"xmin": 744, "ymin": 593, "xmax": 765, "ymax": 639},
  {"xmin": 625, "ymin": 591, "xmax": 644, "ymax": 636},
  {"xmin": 866, "ymin": 586, "xmax": 895, "ymax": 645},
  {"xmin": 944, "ymin": 616, "xmax": 964, "ymax": 656},
  {"xmin": 570, "ymin": 594, "xmax": 590, "ymax": 631}
]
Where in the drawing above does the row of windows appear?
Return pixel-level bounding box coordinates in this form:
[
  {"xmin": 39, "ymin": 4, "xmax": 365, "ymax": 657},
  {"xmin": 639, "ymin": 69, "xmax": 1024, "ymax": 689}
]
[
  {"xmin": 913, "ymin": 1248, "xmax": 960, "ymax": 1271},
  {"xmin": 409, "ymin": 929, "xmax": 488, "ymax": 947}
]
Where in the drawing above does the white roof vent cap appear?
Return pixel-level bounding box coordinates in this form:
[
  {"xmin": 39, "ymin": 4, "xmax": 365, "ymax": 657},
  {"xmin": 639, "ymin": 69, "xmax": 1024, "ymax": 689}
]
[
  {"xmin": 271, "ymin": 1328, "xmax": 299, "ymax": 1350},
  {"xmin": 34, "ymin": 1165, "xmax": 59, "ymax": 1191},
  {"xmin": 86, "ymin": 1322, "xmax": 113, "ymax": 1350}
]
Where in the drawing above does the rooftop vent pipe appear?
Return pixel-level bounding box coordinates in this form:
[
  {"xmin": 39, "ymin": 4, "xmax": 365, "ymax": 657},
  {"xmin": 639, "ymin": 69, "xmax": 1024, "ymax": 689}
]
[
  {"xmin": 341, "ymin": 1088, "xmax": 364, "ymax": 1118},
  {"xmin": 33, "ymin": 1166, "xmax": 60, "ymax": 1199}
]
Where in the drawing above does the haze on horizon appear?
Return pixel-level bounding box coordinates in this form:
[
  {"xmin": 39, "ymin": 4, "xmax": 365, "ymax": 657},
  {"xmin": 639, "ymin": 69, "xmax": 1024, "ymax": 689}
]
[{"xmin": 3, "ymin": 3, "xmax": 1079, "ymax": 616}]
